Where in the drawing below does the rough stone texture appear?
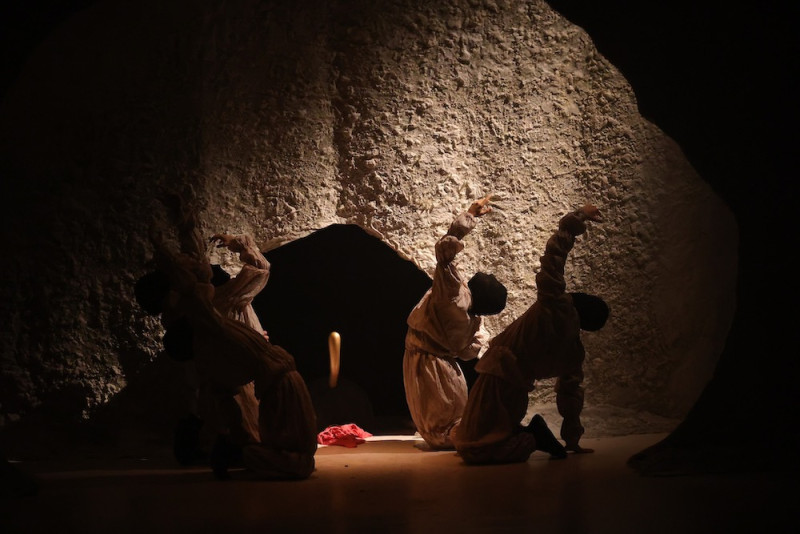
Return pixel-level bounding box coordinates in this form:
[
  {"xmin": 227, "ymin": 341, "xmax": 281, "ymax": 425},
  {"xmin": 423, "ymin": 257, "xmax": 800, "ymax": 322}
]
[{"xmin": 0, "ymin": 0, "xmax": 736, "ymax": 438}]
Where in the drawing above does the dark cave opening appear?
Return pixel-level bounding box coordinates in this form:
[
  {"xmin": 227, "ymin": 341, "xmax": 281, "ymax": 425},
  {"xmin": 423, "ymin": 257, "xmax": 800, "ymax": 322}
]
[{"xmin": 253, "ymin": 224, "xmax": 435, "ymax": 431}]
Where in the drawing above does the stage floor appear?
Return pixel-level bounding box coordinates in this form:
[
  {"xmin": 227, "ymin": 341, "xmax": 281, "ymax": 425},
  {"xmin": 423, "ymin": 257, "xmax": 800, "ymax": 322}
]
[{"xmin": 2, "ymin": 432, "xmax": 794, "ymax": 533}]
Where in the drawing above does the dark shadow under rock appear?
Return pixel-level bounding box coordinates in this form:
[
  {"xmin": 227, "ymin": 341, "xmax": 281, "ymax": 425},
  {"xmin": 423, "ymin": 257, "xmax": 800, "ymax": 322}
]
[{"xmin": 255, "ymin": 224, "xmax": 432, "ymax": 422}]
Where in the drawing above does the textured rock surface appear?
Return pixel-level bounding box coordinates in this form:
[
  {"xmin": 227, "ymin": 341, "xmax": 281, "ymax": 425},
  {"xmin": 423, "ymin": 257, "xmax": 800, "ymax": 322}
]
[{"xmin": 0, "ymin": 0, "xmax": 736, "ymax": 438}]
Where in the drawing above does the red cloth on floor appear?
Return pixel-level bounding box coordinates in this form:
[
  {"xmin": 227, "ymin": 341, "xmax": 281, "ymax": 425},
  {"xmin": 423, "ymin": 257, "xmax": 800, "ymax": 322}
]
[{"xmin": 317, "ymin": 423, "xmax": 373, "ymax": 447}]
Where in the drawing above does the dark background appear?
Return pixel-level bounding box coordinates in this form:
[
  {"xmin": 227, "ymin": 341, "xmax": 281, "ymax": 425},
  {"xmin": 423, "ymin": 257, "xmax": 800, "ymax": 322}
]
[
  {"xmin": 2, "ymin": 0, "xmax": 796, "ymax": 471},
  {"xmin": 543, "ymin": 0, "xmax": 798, "ymax": 472}
]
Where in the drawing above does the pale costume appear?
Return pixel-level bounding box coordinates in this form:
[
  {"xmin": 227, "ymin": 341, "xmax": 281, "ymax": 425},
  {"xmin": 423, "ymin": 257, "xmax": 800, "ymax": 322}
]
[
  {"xmin": 212, "ymin": 234, "xmax": 270, "ymax": 333},
  {"xmin": 453, "ymin": 209, "xmax": 593, "ymax": 464},
  {"xmin": 154, "ymin": 220, "xmax": 317, "ymax": 479},
  {"xmin": 403, "ymin": 211, "xmax": 489, "ymax": 449},
  {"xmin": 206, "ymin": 234, "xmax": 271, "ymax": 445}
]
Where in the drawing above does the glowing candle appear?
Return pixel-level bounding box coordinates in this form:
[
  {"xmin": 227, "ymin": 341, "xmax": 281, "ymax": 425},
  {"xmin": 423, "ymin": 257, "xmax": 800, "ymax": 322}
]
[{"xmin": 328, "ymin": 331, "xmax": 341, "ymax": 388}]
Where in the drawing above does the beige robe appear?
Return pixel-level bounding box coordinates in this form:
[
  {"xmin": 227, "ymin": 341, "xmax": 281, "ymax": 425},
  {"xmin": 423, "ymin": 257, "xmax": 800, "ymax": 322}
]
[
  {"xmin": 209, "ymin": 234, "xmax": 271, "ymax": 444},
  {"xmin": 403, "ymin": 212, "xmax": 488, "ymax": 449},
  {"xmin": 454, "ymin": 209, "xmax": 590, "ymax": 464}
]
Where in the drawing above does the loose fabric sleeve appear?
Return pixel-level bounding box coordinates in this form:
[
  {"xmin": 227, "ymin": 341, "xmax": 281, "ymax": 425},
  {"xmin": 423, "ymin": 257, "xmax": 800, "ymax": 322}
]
[
  {"xmin": 218, "ymin": 235, "xmax": 271, "ymax": 310},
  {"xmin": 456, "ymin": 318, "xmax": 489, "ymax": 361},
  {"xmin": 176, "ymin": 209, "xmax": 208, "ymax": 262},
  {"xmin": 432, "ymin": 212, "xmax": 476, "ymax": 301},
  {"xmin": 555, "ymin": 366, "xmax": 585, "ymax": 446},
  {"xmin": 539, "ymin": 209, "xmax": 591, "ymax": 444},
  {"xmin": 226, "ymin": 234, "xmax": 270, "ymax": 271},
  {"xmin": 535, "ymin": 210, "xmax": 588, "ymax": 301},
  {"xmin": 152, "ymin": 235, "xmax": 212, "ymax": 294}
]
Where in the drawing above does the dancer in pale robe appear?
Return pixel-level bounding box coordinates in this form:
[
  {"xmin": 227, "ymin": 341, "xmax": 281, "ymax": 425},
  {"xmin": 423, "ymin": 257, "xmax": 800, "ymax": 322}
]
[
  {"xmin": 403, "ymin": 196, "xmax": 507, "ymax": 449},
  {"xmin": 147, "ymin": 209, "xmax": 316, "ymax": 480},
  {"xmin": 453, "ymin": 205, "xmax": 608, "ymax": 464},
  {"xmin": 205, "ymin": 233, "xmax": 271, "ymax": 449},
  {"xmin": 146, "ymin": 221, "xmax": 271, "ymax": 463}
]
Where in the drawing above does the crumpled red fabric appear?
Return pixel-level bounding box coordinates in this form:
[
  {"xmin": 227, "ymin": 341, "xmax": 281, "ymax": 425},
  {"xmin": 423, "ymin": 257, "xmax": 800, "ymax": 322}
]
[{"xmin": 317, "ymin": 423, "xmax": 373, "ymax": 447}]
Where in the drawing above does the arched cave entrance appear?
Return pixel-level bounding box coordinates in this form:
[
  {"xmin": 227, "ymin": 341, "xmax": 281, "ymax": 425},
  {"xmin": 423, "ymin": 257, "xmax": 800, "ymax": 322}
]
[{"xmin": 253, "ymin": 224, "xmax": 442, "ymax": 433}]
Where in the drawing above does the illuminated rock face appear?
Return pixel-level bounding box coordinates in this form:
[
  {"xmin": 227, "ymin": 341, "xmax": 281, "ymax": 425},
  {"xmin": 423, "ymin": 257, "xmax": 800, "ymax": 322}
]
[{"xmin": 0, "ymin": 0, "xmax": 736, "ymax": 435}]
